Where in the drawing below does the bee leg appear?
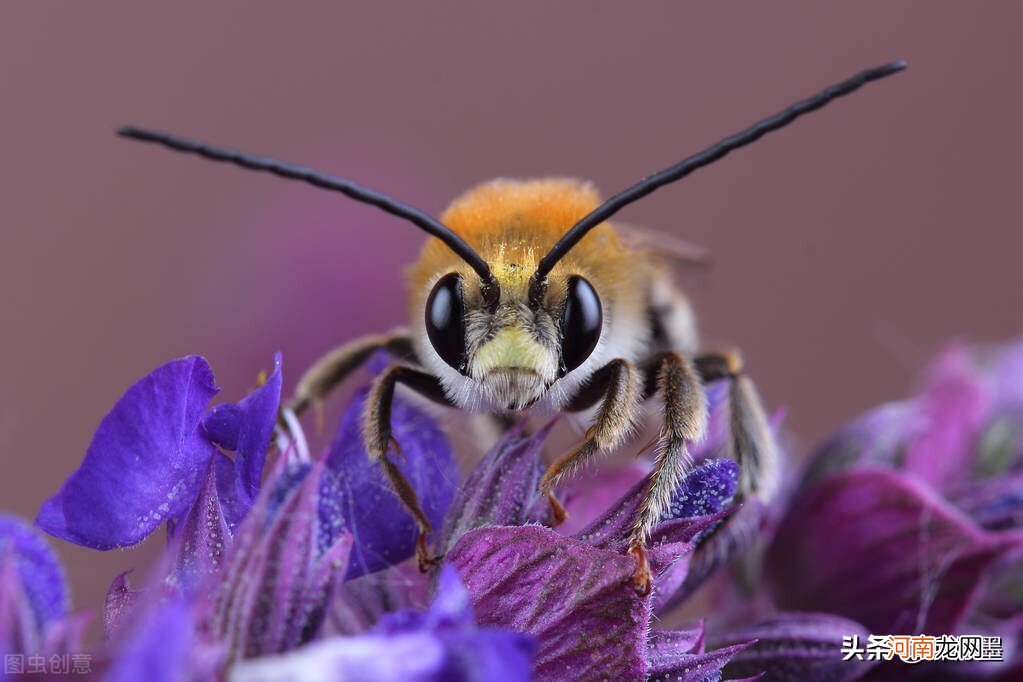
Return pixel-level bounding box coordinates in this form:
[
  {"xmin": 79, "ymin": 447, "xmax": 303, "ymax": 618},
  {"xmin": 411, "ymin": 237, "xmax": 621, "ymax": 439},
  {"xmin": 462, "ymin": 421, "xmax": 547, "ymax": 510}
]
[
  {"xmin": 629, "ymin": 352, "xmax": 707, "ymax": 594},
  {"xmin": 539, "ymin": 359, "xmax": 641, "ymax": 523},
  {"xmin": 693, "ymin": 350, "xmax": 780, "ymax": 503},
  {"xmin": 363, "ymin": 364, "xmax": 454, "ymax": 572},
  {"xmin": 286, "ymin": 329, "xmax": 414, "ymax": 417}
]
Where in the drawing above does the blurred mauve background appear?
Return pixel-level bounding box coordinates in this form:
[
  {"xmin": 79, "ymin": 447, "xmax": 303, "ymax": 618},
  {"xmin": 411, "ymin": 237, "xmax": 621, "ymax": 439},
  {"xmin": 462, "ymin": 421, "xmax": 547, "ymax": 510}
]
[{"xmin": 1, "ymin": 2, "xmax": 1021, "ymax": 623}]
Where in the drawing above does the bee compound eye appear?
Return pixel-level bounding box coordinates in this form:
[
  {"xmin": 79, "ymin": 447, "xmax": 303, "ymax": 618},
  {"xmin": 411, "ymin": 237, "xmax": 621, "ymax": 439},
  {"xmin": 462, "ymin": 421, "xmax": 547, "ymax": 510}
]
[
  {"xmin": 560, "ymin": 276, "xmax": 602, "ymax": 374},
  {"xmin": 425, "ymin": 273, "xmax": 467, "ymax": 372}
]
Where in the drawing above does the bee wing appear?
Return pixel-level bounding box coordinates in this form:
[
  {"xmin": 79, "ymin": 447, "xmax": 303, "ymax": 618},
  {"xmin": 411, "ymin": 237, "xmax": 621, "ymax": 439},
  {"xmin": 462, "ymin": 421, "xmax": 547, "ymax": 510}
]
[{"xmin": 614, "ymin": 222, "xmax": 712, "ymax": 268}]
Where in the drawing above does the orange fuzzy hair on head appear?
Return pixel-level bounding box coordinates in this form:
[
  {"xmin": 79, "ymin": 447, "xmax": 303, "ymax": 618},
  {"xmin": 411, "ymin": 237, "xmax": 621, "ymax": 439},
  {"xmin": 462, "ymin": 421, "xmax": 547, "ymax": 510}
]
[{"xmin": 408, "ymin": 178, "xmax": 633, "ymax": 303}]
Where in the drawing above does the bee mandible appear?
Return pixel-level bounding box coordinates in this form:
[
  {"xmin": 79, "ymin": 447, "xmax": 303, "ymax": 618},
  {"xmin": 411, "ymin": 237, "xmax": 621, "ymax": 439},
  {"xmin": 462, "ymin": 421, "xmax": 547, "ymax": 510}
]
[{"xmin": 119, "ymin": 60, "xmax": 906, "ymax": 593}]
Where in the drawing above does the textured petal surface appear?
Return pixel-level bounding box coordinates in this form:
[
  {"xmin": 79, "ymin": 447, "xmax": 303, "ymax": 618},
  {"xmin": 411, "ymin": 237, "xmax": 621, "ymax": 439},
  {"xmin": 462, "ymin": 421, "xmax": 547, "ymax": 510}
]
[
  {"xmin": 169, "ymin": 457, "xmax": 235, "ymax": 595},
  {"xmin": 647, "ymin": 638, "xmax": 753, "ymax": 682},
  {"xmin": 447, "ymin": 525, "xmax": 649, "ymax": 681},
  {"xmin": 715, "ymin": 612, "xmax": 875, "ymax": 682},
  {"xmin": 574, "ymin": 458, "xmax": 739, "ymax": 552},
  {"xmin": 211, "ymin": 458, "xmax": 353, "ymax": 660},
  {"xmin": 767, "ymin": 468, "xmax": 1021, "ymax": 634},
  {"xmin": 323, "ymin": 389, "xmax": 457, "ymax": 579},
  {"xmin": 441, "ymin": 423, "xmax": 552, "ymax": 553},
  {"xmin": 230, "ymin": 565, "xmax": 534, "ymax": 682},
  {"xmin": 36, "ymin": 356, "xmax": 219, "ymax": 549}
]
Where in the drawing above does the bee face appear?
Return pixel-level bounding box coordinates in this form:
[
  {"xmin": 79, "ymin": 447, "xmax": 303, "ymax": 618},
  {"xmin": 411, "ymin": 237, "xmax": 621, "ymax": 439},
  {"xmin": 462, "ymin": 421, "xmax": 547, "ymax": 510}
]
[{"xmin": 420, "ymin": 266, "xmax": 604, "ymax": 412}]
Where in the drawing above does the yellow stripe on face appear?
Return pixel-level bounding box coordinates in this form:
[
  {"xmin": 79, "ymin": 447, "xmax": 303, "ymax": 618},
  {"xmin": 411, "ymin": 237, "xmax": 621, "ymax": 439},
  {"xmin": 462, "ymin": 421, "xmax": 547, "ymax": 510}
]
[{"xmin": 473, "ymin": 327, "xmax": 556, "ymax": 380}]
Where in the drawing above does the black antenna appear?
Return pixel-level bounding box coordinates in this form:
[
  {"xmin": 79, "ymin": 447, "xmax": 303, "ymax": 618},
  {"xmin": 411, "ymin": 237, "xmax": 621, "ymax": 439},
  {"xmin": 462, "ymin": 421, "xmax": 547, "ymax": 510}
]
[
  {"xmin": 532, "ymin": 60, "xmax": 907, "ymax": 288},
  {"xmin": 117, "ymin": 127, "xmax": 499, "ymax": 304}
]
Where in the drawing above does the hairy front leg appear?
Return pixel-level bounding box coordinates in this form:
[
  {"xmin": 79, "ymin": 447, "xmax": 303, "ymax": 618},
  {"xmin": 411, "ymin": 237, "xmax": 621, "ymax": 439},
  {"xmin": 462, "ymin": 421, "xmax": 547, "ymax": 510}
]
[
  {"xmin": 363, "ymin": 364, "xmax": 453, "ymax": 571},
  {"xmin": 287, "ymin": 329, "xmax": 414, "ymax": 417},
  {"xmin": 628, "ymin": 352, "xmax": 707, "ymax": 594},
  {"xmin": 539, "ymin": 359, "xmax": 641, "ymax": 524},
  {"xmin": 693, "ymin": 349, "xmax": 779, "ymax": 502}
]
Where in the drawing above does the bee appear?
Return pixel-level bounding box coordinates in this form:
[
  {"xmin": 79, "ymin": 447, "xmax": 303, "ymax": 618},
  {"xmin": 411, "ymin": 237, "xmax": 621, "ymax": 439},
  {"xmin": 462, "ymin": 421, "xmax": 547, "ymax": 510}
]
[{"xmin": 119, "ymin": 61, "xmax": 905, "ymax": 593}]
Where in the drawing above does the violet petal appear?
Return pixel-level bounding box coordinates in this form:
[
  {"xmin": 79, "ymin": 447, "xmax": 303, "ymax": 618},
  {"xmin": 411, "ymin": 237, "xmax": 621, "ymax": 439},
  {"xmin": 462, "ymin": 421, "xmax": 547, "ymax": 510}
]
[
  {"xmin": 714, "ymin": 612, "xmax": 875, "ymax": 682},
  {"xmin": 322, "ymin": 564, "xmax": 430, "ymax": 637},
  {"xmin": 904, "ymin": 346, "xmax": 990, "ymax": 488},
  {"xmin": 323, "ymin": 388, "xmax": 457, "ymax": 580},
  {"xmin": 945, "ymin": 471, "xmax": 1023, "ymax": 532},
  {"xmin": 211, "ymin": 457, "xmax": 352, "ymax": 660},
  {"xmin": 574, "ymin": 458, "xmax": 739, "ymax": 552},
  {"xmin": 202, "ymin": 403, "xmax": 244, "ymax": 451},
  {"xmin": 103, "ymin": 571, "xmax": 139, "ymax": 640},
  {"xmin": 231, "ymin": 565, "xmax": 534, "ymax": 682},
  {"xmin": 447, "ymin": 525, "xmax": 649, "ymax": 681},
  {"xmin": 0, "ymin": 514, "xmax": 68, "ymax": 632},
  {"xmin": 440, "ymin": 422, "xmax": 553, "ymax": 553},
  {"xmin": 557, "ymin": 460, "xmax": 649, "ymax": 537},
  {"xmin": 168, "ymin": 457, "xmax": 234, "ymax": 595},
  {"xmin": 36, "ymin": 356, "xmax": 220, "ymax": 549},
  {"xmin": 767, "ymin": 468, "xmax": 1021, "ymax": 634},
  {"xmin": 647, "ymin": 637, "xmax": 754, "ymax": 682},
  {"xmin": 105, "ymin": 599, "xmax": 196, "ymax": 682},
  {"xmin": 232, "ymin": 353, "xmax": 284, "ymax": 500}
]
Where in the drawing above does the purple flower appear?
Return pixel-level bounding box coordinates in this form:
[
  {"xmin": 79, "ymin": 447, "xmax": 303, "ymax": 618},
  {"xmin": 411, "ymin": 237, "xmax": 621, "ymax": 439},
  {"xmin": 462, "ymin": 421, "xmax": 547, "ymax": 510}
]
[
  {"xmin": 229, "ymin": 565, "xmax": 535, "ymax": 682},
  {"xmin": 36, "ymin": 354, "xmax": 282, "ymax": 549},
  {"xmin": 27, "ymin": 336, "xmax": 1023, "ymax": 681},
  {"xmin": 767, "ymin": 338, "xmax": 1023, "ymax": 679}
]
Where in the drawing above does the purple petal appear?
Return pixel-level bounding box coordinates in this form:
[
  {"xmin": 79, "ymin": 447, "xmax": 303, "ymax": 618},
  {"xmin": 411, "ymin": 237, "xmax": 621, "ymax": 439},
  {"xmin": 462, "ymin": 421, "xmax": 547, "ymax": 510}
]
[
  {"xmin": 574, "ymin": 458, "xmax": 739, "ymax": 552},
  {"xmin": 802, "ymin": 402, "xmax": 921, "ymax": 486},
  {"xmin": 904, "ymin": 346, "xmax": 990, "ymax": 488},
  {"xmin": 232, "ymin": 564, "xmax": 534, "ymax": 682},
  {"xmin": 201, "ymin": 354, "xmax": 282, "ymax": 500},
  {"xmin": 210, "ymin": 457, "xmax": 352, "ymax": 660},
  {"xmin": 666, "ymin": 459, "xmax": 740, "ymax": 519},
  {"xmin": 558, "ymin": 460, "xmax": 649, "ymax": 537},
  {"xmin": 946, "ymin": 471, "xmax": 1023, "ymax": 531},
  {"xmin": 447, "ymin": 525, "xmax": 649, "ymax": 681},
  {"xmin": 647, "ymin": 638, "xmax": 754, "ymax": 682},
  {"xmin": 232, "ymin": 353, "xmax": 283, "ymax": 499},
  {"xmin": 323, "ymin": 388, "xmax": 458, "ymax": 580},
  {"xmin": 767, "ymin": 468, "xmax": 1021, "ymax": 634},
  {"xmin": 37, "ymin": 356, "xmax": 220, "ymax": 549},
  {"xmin": 201, "ymin": 402, "xmax": 244, "ymax": 451},
  {"xmin": 424, "ymin": 564, "xmax": 473, "ymax": 629},
  {"xmin": 440, "ymin": 423, "xmax": 553, "ymax": 553},
  {"xmin": 0, "ymin": 514, "xmax": 68, "ymax": 632},
  {"xmin": 230, "ymin": 629, "xmax": 532, "ymax": 682},
  {"xmin": 714, "ymin": 612, "xmax": 875, "ymax": 682},
  {"xmin": 104, "ymin": 571, "xmax": 139, "ymax": 639},
  {"xmin": 0, "ymin": 550, "xmax": 38, "ymax": 653},
  {"xmin": 690, "ymin": 379, "xmax": 732, "ymax": 462},
  {"xmin": 167, "ymin": 458, "xmax": 234, "ymax": 595},
  {"xmin": 105, "ymin": 599, "xmax": 197, "ymax": 682},
  {"xmin": 322, "ymin": 564, "xmax": 430, "ymax": 637}
]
